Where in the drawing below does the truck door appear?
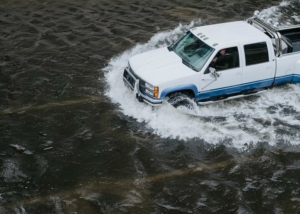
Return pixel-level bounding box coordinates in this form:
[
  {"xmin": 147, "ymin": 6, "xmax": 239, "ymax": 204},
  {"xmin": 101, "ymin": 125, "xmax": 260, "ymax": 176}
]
[
  {"xmin": 241, "ymin": 41, "xmax": 276, "ymax": 91},
  {"xmin": 198, "ymin": 46, "xmax": 243, "ymax": 100}
]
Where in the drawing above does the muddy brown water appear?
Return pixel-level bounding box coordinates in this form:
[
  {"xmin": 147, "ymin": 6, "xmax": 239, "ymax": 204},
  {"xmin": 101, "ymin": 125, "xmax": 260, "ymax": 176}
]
[{"xmin": 1, "ymin": 0, "xmax": 300, "ymax": 213}]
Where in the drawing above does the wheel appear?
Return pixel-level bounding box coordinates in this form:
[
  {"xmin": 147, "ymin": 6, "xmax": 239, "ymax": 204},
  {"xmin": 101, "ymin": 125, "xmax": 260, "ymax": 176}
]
[{"xmin": 167, "ymin": 92, "xmax": 196, "ymax": 110}]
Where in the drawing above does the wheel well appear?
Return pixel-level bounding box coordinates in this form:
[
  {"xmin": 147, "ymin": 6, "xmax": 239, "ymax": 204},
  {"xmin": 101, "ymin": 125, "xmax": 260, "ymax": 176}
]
[{"xmin": 167, "ymin": 90, "xmax": 195, "ymax": 99}]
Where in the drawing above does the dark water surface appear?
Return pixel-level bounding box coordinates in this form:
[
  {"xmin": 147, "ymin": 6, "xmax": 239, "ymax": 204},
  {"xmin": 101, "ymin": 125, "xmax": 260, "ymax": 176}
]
[{"xmin": 1, "ymin": 0, "xmax": 300, "ymax": 213}]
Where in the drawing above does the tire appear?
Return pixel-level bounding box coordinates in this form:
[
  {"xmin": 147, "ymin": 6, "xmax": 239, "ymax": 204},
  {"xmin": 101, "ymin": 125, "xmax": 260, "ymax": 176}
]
[{"xmin": 167, "ymin": 92, "xmax": 196, "ymax": 110}]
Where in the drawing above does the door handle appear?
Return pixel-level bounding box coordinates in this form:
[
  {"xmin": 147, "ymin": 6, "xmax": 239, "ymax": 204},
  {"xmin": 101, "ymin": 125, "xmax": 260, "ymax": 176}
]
[{"xmin": 236, "ymin": 72, "xmax": 242, "ymax": 75}]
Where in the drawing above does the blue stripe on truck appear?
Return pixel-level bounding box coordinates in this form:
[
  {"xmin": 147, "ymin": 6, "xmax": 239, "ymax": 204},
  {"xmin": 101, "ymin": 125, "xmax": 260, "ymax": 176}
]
[
  {"xmin": 196, "ymin": 78, "xmax": 274, "ymax": 101},
  {"xmin": 160, "ymin": 74, "xmax": 300, "ymax": 101}
]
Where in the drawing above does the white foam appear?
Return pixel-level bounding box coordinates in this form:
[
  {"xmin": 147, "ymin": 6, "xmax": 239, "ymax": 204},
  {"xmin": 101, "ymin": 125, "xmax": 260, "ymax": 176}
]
[
  {"xmin": 52, "ymin": 197, "xmax": 63, "ymax": 214},
  {"xmin": 260, "ymin": 1, "xmax": 289, "ymax": 18},
  {"xmin": 14, "ymin": 207, "xmax": 26, "ymax": 214},
  {"xmin": 259, "ymin": 1, "xmax": 299, "ymax": 25},
  {"xmin": 104, "ymin": 3, "xmax": 300, "ymax": 148},
  {"xmin": 292, "ymin": 15, "xmax": 300, "ymax": 22},
  {"xmin": 1, "ymin": 159, "xmax": 27, "ymax": 182}
]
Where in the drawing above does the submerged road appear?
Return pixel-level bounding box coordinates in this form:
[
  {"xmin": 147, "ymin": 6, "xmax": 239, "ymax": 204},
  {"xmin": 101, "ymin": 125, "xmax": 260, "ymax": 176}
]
[{"xmin": 2, "ymin": 0, "xmax": 300, "ymax": 213}]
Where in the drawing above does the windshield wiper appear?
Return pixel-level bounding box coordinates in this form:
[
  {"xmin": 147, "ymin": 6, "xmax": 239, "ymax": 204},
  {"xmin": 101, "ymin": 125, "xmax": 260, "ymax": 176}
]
[{"xmin": 182, "ymin": 59, "xmax": 198, "ymax": 72}]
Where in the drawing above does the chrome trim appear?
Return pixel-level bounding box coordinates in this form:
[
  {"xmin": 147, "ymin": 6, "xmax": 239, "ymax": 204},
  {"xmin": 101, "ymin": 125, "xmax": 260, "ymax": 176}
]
[
  {"xmin": 277, "ymin": 25, "xmax": 300, "ymax": 31},
  {"xmin": 280, "ymin": 34, "xmax": 293, "ymax": 50},
  {"xmin": 134, "ymin": 79, "xmax": 140, "ymax": 94},
  {"xmin": 142, "ymin": 99, "xmax": 163, "ymax": 106},
  {"xmin": 249, "ymin": 17, "xmax": 300, "ymax": 57},
  {"xmin": 123, "ymin": 67, "xmax": 137, "ymax": 90},
  {"xmin": 123, "ymin": 77, "xmax": 134, "ymax": 91},
  {"xmin": 275, "ymin": 32, "xmax": 283, "ymax": 56},
  {"xmin": 250, "ymin": 17, "xmax": 281, "ymax": 56},
  {"xmin": 123, "ymin": 67, "xmax": 163, "ymax": 106}
]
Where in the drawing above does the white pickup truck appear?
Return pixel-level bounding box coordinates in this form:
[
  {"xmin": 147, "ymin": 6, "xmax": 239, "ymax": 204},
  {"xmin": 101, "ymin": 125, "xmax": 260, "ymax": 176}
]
[{"xmin": 123, "ymin": 12, "xmax": 300, "ymax": 106}]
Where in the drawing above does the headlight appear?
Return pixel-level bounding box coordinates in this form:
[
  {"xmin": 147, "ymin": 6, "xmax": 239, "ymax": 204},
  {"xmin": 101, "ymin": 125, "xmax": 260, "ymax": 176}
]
[
  {"xmin": 145, "ymin": 83, "xmax": 159, "ymax": 98},
  {"xmin": 145, "ymin": 89, "xmax": 153, "ymax": 95},
  {"xmin": 145, "ymin": 82, "xmax": 154, "ymax": 90}
]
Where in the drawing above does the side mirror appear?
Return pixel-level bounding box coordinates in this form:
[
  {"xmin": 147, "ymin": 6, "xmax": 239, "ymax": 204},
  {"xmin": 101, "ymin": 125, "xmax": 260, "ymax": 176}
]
[{"xmin": 209, "ymin": 67, "xmax": 220, "ymax": 78}]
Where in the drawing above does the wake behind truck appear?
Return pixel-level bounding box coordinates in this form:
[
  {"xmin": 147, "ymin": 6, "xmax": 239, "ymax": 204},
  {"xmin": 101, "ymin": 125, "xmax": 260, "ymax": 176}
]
[{"xmin": 123, "ymin": 11, "xmax": 300, "ymax": 106}]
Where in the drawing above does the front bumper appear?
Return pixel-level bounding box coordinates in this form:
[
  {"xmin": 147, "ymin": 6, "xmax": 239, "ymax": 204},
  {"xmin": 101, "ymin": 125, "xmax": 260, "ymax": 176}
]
[{"xmin": 123, "ymin": 67, "xmax": 163, "ymax": 106}]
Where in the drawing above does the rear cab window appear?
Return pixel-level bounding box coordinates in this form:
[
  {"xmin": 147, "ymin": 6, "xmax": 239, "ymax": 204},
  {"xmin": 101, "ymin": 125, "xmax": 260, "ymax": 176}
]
[{"xmin": 244, "ymin": 42, "xmax": 269, "ymax": 66}]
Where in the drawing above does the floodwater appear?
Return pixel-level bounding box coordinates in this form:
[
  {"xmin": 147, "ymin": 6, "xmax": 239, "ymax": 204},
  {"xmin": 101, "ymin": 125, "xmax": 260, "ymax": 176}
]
[{"xmin": 1, "ymin": 0, "xmax": 300, "ymax": 213}]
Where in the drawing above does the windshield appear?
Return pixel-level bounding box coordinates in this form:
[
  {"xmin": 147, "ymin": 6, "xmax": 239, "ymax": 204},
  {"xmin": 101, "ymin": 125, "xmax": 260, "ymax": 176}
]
[{"xmin": 171, "ymin": 31, "xmax": 215, "ymax": 72}]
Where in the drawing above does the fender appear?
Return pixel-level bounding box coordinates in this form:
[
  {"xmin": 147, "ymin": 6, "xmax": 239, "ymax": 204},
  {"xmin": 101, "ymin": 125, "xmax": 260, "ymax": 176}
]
[{"xmin": 160, "ymin": 84, "xmax": 198, "ymax": 99}]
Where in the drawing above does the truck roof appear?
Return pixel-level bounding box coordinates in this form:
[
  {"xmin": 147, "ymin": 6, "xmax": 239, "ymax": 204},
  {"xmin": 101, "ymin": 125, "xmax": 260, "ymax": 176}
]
[{"xmin": 191, "ymin": 21, "xmax": 269, "ymax": 48}]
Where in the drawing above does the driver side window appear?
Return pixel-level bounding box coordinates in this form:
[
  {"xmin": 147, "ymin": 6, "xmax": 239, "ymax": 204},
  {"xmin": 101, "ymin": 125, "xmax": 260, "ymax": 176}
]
[{"xmin": 210, "ymin": 47, "xmax": 240, "ymax": 72}]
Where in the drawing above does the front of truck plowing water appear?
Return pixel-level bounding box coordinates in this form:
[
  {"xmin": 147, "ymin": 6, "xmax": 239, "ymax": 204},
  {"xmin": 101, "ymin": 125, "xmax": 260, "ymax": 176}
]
[
  {"xmin": 123, "ymin": 64, "xmax": 163, "ymax": 106},
  {"xmin": 123, "ymin": 46, "xmax": 201, "ymax": 106}
]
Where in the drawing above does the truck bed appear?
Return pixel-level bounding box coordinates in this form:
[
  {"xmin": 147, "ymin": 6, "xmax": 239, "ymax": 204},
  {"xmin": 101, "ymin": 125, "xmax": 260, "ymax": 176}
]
[{"xmin": 279, "ymin": 28, "xmax": 300, "ymax": 53}]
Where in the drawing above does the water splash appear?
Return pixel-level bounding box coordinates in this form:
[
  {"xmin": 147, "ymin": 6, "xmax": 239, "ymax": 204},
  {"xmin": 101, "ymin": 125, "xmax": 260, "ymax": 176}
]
[
  {"xmin": 259, "ymin": 1, "xmax": 300, "ymax": 25},
  {"xmin": 104, "ymin": 3, "xmax": 300, "ymax": 148}
]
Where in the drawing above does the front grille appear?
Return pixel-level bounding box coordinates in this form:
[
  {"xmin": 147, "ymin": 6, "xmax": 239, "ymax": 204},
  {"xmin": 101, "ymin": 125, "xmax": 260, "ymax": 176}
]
[{"xmin": 139, "ymin": 79, "xmax": 146, "ymax": 93}]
